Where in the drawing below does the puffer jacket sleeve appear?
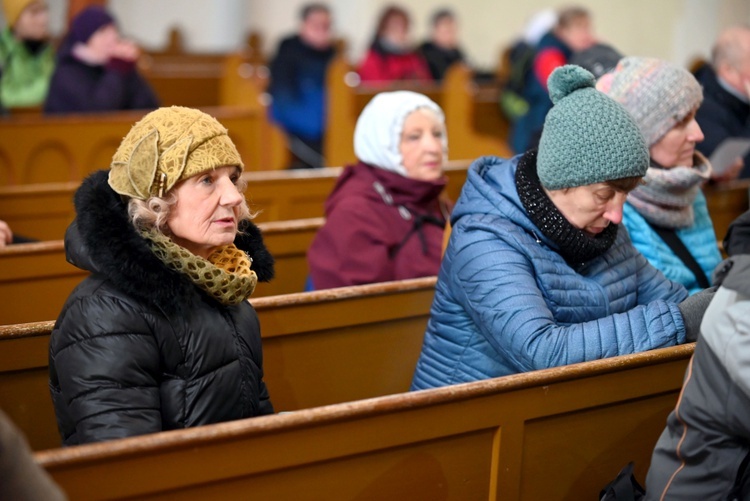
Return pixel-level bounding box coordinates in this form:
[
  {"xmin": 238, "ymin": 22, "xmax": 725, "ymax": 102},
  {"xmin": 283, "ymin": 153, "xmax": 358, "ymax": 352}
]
[
  {"xmin": 50, "ymin": 294, "xmax": 162, "ymax": 444},
  {"xmin": 631, "ymin": 241, "xmax": 691, "ymax": 306},
  {"xmin": 448, "ymin": 221, "xmax": 687, "ymax": 373}
]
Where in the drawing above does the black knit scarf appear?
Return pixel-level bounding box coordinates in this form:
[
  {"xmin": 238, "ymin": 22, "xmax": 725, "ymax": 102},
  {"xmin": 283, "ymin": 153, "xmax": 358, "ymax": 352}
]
[{"xmin": 515, "ymin": 150, "xmax": 618, "ymax": 267}]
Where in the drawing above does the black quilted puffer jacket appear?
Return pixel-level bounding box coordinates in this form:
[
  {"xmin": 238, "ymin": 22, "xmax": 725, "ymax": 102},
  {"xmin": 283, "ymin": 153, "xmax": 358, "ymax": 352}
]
[{"xmin": 49, "ymin": 170, "xmax": 275, "ymax": 446}]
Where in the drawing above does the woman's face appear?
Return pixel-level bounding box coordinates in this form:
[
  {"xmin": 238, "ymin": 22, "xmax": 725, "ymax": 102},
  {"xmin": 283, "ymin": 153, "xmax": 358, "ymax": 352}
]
[
  {"xmin": 166, "ymin": 165, "xmax": 244, "ymax": 259},
  {"xmin": 546, "ymin": 182, "xmax": 629, "ymax": 237},
  {"xmin": 300, "ymin": 9, "xmax": 332, "ymax": 50},
  {"xmin": 382, "ymin": 14, "xmax": 408, "ymax": 47},
  {"xmin": 558, "ymin": 17, "xmax": 595, "ymax": 52},
  {"xmin": 86, "ymin": 23, "xmax": 119, "ymax": 58},
  {"xmin": 649, "ymin": 110, "xmax": 705, "ymax": 168},
  {"xmin": 433, "ymin": 17, "xmax": 458, "ymax": 49},
  {"xmin": 13, "ymin": 1, "xmax": 49, "ymax": 41},
  {"xmin": 399, "ymin": 109, "xmax": 445, "ymax": 181}
]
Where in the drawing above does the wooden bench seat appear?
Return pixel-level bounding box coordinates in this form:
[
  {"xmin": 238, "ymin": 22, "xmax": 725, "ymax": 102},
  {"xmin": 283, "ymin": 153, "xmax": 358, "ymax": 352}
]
[
  {"xmin": 0, "ymin": 163, "xmax": 469, "ymax": 241},
  {"xmin": 35, "ymin": 344, "xmax": 693, "ymax": 500},
  {"xmin": 0, "ymin": 277, "xmax": 436, "ymax": 451},
  {"xmin": 0, "ymin": 218, "xmax": 324, "ymax": 325}
]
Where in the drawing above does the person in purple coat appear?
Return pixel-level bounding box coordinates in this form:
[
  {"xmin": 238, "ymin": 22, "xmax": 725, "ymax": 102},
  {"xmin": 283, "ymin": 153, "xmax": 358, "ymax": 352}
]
[{"xmin": 44, "ymin": 6, "xmax": 158, "ymax": 114}]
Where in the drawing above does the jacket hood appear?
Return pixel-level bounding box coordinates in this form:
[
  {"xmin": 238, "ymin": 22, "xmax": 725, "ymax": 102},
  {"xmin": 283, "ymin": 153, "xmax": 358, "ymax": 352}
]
[
  {"xmin": 452, "ymin": 154, "xmax": 544, "ymax": 239},
  {"xmin": 325, "ymin": 162, "xmax": 446, "ymax": 215},
  {"xmin": 66, "ymin": 170, "xmax": 274, "ymax": 311},
  {"xmin": 722, "ymin": 254, "xmax": 750, "ymax": 296}
]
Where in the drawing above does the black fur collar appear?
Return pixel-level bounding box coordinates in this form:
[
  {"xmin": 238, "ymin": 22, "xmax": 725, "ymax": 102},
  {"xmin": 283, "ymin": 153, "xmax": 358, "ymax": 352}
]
[
  {"xmin": 66, "ymin": 170, "xmax": 275, "ymax": 313},
  {"xmin": 515, "ymin": 150, "xmax": 618, "ymax": 267}
]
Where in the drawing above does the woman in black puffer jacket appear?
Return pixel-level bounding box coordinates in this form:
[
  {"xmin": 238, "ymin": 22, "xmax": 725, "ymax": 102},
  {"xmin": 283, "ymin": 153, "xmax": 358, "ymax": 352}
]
[{"xmin": 49, "ymin": 106, "xmax": 275, "ymax": 446}]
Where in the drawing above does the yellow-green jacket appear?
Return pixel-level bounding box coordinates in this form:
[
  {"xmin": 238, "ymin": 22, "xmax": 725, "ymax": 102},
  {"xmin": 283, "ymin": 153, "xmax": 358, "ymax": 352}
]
[{"xmin": 0, "ymin": 28, "xmax": 54, "ymax": 108}]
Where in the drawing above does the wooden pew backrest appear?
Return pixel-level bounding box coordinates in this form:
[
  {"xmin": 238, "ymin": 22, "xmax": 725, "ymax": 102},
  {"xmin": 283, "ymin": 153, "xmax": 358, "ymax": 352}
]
[
  {"xmin": 0, "ymin": 277, "xmax": 436, "ymax": 451},
  {"xmin": 0, "ymin": 218, "xmax": 323, "ymax": 325},
  {"xmin": 0, "ymin": 163, "xmax": 468, "ymax": 241},
  {"xmin": 0, "ymin": 107, "xmax": 283, "ymax": 186},
  {"xmin": 35, "ymin": 344, "xmax": 693, "ymax": 501},
  {"xmin": 704, "ymin": 180, "xmax": 750, "ymax": 241},
  {"xmin": 324, "ymin": 57, "xmax": 511, "ymax": 167}
]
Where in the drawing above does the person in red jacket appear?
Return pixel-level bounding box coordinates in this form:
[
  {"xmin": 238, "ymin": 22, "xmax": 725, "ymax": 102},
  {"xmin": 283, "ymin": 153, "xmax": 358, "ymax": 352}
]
[
  {"xmin": 358, "ymin": 6, "xmax": 432, "ymax": 84},
  {"xmin": 307, "ymin": 90, "xmax": 451, "ymax": 289}
]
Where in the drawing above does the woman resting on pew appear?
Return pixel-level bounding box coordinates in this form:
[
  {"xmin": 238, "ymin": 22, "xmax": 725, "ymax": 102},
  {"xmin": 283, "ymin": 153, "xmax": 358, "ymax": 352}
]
[
  {"xmin": 358, "ymin": 6, "xmax": 432, "ymax": 83},
  {"xmin": 411, "ymin": 65, "xmax": 714, "ymax": 390},
  {"xmin": 599, "ymin": 57, "xmax": 722, "ymax": 295},
  {"xmin": 49, "ymin": 106, "xmax": 275, "ymax": 446},
  {"xmin": 43, "ymin": 6, "xmax": 158, "ymax": 114},
  {"xmin": 307, "ymin": 90, "xmax": 450, "ymax": 289},
  {"xmin": 646, "ymin": 209, "xmax": 750, "ymax": 499}
]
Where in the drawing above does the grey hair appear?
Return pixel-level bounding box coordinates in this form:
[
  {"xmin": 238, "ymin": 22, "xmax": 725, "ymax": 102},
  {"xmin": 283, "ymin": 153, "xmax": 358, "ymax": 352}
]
[
  {"xmin": 713, "ymin": 24, "xmax": 750, "ymax": 69},
  {"xmin": 128, "ymin": 176, "xmax": 255, "ymax": 235}
]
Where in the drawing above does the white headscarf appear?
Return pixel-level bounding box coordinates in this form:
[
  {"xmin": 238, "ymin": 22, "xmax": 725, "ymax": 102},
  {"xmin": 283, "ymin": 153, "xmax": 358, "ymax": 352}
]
[{"xmin": 353, "ymin": 91, "xmax": 447, "ymax": 176}]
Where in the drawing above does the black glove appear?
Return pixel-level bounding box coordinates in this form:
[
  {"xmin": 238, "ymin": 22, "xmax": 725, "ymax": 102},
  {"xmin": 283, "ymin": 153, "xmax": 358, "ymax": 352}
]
[
  {"xmin": 712, "ymin": 258, "xmax": 734, "ymax": 287},
  {"xmin": 677, "ymin": 287, "xmax": 717, "ymax": 342}
]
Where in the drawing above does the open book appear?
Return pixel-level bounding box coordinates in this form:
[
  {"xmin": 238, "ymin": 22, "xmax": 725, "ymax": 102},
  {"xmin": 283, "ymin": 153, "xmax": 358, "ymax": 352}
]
[{"xmin": 709, "ymin": 137, "xmax": 750, "ymax": 175}]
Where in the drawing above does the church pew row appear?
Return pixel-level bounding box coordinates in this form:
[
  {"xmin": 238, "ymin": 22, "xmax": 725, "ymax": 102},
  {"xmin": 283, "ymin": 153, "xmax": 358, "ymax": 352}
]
[
  {"xmin": 0, "ymin": 106, "xmax": 285, "ymax": 186},
  {"xmin": 0, "ymin": 162, "xmax": 469, "ymax": 242},
  {"xmin": 0, "ymin": 277, "xmax": 437, "ymax": 451},
  {"xmin": 704, "ymin": 179, "xmax": 750, "ymax": 241},
  {"xmin": 0, "ymin": 64, "xmax": 508, "ymax": 187},
  {"xmin": 141, "ymin": 29, "xmax": 267, "ymax": 109},
  {"xmin": 324, "ymin": 57, "xmax": 512, "ymax": 167},
  {"xmin": 0, "ymin": 218, "xmax": 323, "ymax": 325},
  {"xmin": 35, "ymin": 344, "xmax": 694, "ymax": 500}
]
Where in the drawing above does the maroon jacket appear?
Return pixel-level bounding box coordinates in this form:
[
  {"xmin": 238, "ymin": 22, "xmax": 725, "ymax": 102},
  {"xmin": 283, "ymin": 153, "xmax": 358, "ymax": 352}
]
[
  {"xmin": 358, "ymin": 40, "xmax": 432, "ymax": 83},
  {"xmin": 308, "ymin": 162, "xmax": 450, "ymax": 289}
]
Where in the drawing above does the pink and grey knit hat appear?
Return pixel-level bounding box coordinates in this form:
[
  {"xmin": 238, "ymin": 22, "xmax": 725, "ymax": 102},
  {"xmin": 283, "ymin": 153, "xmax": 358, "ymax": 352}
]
[{"xmin": 596, "ymin": 56, "xmax": 703, "ymax": 146}]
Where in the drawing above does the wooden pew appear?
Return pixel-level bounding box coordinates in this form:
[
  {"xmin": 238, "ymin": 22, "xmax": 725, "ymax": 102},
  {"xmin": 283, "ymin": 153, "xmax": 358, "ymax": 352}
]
[
  {"xmin": 0, "ymin": 277, "xmax": 437, "ymax": 450},
  {"xmin": 0, "ymin": 163, "xmax": 468, "ymax": 324},
  {"xmin": 704, "ymin": 179, "xmax": 750, "ymax": 241},
  {"xmin": 139, "ymin": 32, "xmax": 224, "ymax": 108},
  {"xmin": 0, "ymin": 218, "xmax": 324, "ymax": 325},
  {"xmin": 35, "ymin": 344, "xmax": 693, "ymax": 500},
  {"xmin": 139, "ymin": 29, "xmax": 267, "ymax": 108},
  {"xmin": 324, "ymin": 57, "xmax": 512, "ymax": 167},
  {"xmin": 0, "ymin": 107, "xmax": 284, "ymax": 186},
  {"xmin": 0, "ymin": 162, "xmax": 469, "ymax": 241}
]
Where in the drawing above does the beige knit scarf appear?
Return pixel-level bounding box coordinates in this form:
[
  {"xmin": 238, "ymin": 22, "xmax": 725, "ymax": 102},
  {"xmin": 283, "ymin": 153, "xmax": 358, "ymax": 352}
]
[
  {"xmin": 627, "ymin": 152, "xmax": 712, "ymax": 229},
  {"xmin": 141, "ymin": 229, "xmax": 258, "ymax": 305}
]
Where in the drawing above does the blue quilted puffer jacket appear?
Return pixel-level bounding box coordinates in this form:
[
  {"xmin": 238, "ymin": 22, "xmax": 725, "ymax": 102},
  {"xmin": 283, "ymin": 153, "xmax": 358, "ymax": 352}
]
[
  {"xmin": 411, "ymin": 155, "xmax": 689, "ymax": 390},
  {"xmin": 622, "ymin": 192, "xmax": 722, "ymax": 296}
]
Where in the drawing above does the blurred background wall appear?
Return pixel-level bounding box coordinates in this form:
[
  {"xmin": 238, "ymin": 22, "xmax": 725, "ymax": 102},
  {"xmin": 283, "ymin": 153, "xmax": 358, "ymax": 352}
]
[{"xmin": 3, "ymin": 0, "xmax": 749, "ymax": 69}]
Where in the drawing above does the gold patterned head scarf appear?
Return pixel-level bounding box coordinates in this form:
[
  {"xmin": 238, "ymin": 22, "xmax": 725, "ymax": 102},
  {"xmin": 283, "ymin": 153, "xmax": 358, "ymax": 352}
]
[{"xmin": 108, "ymin": 106, "xmax": 244, "ymax": 200}]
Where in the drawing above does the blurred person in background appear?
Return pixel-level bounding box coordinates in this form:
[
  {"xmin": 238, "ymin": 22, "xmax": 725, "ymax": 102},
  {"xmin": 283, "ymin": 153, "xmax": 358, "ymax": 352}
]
[
  {"xmin": 359, "ymin": 5, "xmax": 431, "ymax": 83},
  {"xmin": 694, "ymin": 25, "xmax": 750, "ymax": 180},
  {"xmin": 511, "ymin": 6, "xmax": 596, "ymax": 154},
  {"xmin": 44, "ymin": 5, "xmax": 158, "ymax": 114},
  {"xmin": 0, "ymin": 0, "xmax": 54, "ymax": 108},
  {"xmin": 269, "ymin": 3, "xmax": 335, "ymax": 169},
  {"xmin": 419, "ymin": 8, "xmax": 465, "ymax": 81}
]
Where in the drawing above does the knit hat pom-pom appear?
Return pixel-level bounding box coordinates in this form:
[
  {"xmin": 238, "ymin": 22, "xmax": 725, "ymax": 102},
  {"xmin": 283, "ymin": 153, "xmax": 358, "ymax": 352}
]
[{"xmin": 548, "ymin": 65, "xmax": 596, "ymax": 104}]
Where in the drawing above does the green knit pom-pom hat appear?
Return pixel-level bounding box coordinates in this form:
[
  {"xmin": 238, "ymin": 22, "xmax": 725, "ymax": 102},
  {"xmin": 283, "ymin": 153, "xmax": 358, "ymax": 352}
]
[{"xmin": 537, "ymin": 65, "xmax": 649, "ymax": 190}]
